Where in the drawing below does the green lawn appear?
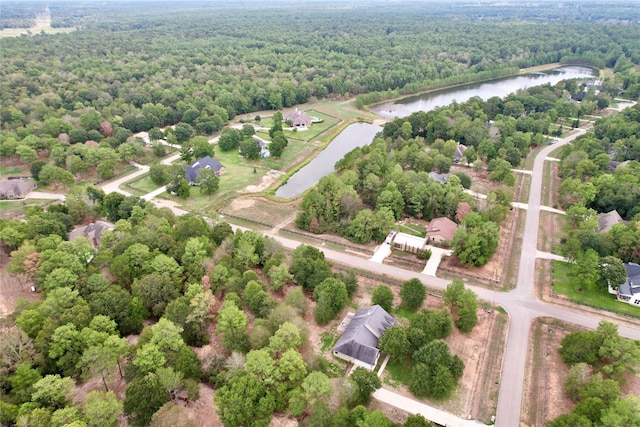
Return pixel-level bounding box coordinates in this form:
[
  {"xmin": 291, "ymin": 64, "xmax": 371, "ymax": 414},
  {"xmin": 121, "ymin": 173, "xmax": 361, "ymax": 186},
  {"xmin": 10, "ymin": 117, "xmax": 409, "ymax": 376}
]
[
  {"xmin": 385, "ymin": 360, "xmax": 412, "ymax": 386},
  {"xmin": 170, "ymin": 150, "xmax": 275, "ymax": 212},
  {"xmin": 552, "ymin": 261, "xmax": 640, "ymax": 318},
  {"xmin": 397, "ymin": 223, "xmax": 426, "ymax": 237},
  {"xmin": 395, "ymin": 307, "xmax": 418, "ymax": 320},
  {"xmin": 282, "ymin": 110, "xmax": 340, "ymax": 142},
  {"xmin": 0, "ymin": 166, "xmax": 26, "ymax": 177},
  {"xmin": 125, "ymin": 174, "xmax": 161, "ymax": 196}
]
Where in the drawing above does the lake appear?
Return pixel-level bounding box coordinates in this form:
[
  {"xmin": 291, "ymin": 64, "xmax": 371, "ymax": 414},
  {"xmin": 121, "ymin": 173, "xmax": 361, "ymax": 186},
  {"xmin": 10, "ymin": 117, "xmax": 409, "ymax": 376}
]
[
  {"xmin": 275, "ymin": 123, "xmax": 382, "ymax": 198},
  {"xmin": 372, "ymin": 65, "xmax": 597, "ymax": 118},
  {"xmin": 276, "ymin": 65, "xmax": 597, "ymax": 197}
]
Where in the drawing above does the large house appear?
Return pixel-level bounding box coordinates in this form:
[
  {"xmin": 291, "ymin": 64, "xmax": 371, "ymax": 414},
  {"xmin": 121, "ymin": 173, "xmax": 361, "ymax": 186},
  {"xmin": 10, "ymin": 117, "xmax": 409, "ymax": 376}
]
[
  {"xmin": 0, "ymin": 179, "xmax": 36, "ymax": 200},
  {"xmin": 183, "ymin": 156, "xmax": 224, "ymax": 185},
  {"xmin": 284, "ymin": 109, "xmax": 313, "ymax": 128},
  {"xmin": 333, "ymin": 305, "xmax": 396, "ymax": 371},
  {"xmin": 426, "ymin": 217, "xmax": 458, "ymax": 242},
  {"xmin": 608, "ymin": 262, "xmax": 640, "ymax": 307}
]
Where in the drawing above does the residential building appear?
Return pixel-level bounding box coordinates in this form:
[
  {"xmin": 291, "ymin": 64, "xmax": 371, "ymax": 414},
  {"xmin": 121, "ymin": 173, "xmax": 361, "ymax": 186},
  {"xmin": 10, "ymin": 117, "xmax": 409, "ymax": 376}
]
[
  {"xmin": 0, "ymin": 179, "xmax": 36, "ymax": 200},
  {"xmin": 426, "ymin": 217, "xmax": 458, "ymax": 242},
  {"xmin": 284, "ymin": 108, "xmax": 313, "ymax": 128},
  {"xmin": 608, "ymin": 262, "xmax": 640, "ymax": 307},
  {"xmin": 333, "ymin": 305, "xmax": 396, "ymax": 371},
  {"xmin": 183, "ymin": 156, "xmax": 224, "ymax": 185},
  {"xmin": 597, "ymin": 210, "xmax": 625, "ymax": 233}
]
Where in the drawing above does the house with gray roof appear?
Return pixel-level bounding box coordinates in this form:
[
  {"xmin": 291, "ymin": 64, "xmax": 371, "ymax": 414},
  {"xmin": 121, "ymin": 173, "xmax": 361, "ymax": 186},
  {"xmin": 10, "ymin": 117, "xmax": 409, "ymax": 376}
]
[
  {"xmin": 598, "ymin": 210, "xmax": 625, "ymax": 233},
  {"xmin": 333, "ymin": 305, "xmax": 396, "ymax": 371},
  {"xmin": 453, "ymin": 142, "xmax": 467, "ymax": 164},
  {"xmin": 68, "ymin": 220, "xmax": 114, "ymax": 247},
  {"xmin": 284, "ymin": 108, "xmax": 313, "ymax": 128},
  {"xmin": 608, "ymin": 263, "xmax": 640, "ymax": 307},
  {"xmin": 183, "ymin": 156, "xmax": 224, "ymax": 185},
  {"xmin": 428, "ymin": 172, "xmax": 451, "ymax": 185},
  {"xmin": 0, "ymin": 179, "xmax": 36, "ymax": 200}
]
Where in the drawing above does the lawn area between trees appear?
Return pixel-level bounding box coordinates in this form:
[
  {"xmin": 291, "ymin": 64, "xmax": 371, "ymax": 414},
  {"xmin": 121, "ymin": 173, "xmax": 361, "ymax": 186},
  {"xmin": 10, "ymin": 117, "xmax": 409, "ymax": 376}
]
[{"xmin": 552, "ymin": 261, "xmax": 640, "ymax": 318}]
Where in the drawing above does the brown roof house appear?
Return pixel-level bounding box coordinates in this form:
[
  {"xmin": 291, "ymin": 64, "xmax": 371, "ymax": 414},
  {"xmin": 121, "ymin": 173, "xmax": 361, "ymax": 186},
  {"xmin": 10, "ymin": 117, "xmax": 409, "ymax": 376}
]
[
  {"xmin": 333, "ymin": 305, "xmax": 396, "ymax": 371},
  {"xmin": 0, "ymin": 179, "xmax": 36, "ymax": 200},
  {"xmin": 426, "ymin": 217, "xmax": 458, "ymax": 242},
  {"xmin": 598, "ymin": 210, "xmax": 625, "ymax": 233},
  {"xmin": 283, "ymin": 108, "xmax": 313, "ymax": 128}
]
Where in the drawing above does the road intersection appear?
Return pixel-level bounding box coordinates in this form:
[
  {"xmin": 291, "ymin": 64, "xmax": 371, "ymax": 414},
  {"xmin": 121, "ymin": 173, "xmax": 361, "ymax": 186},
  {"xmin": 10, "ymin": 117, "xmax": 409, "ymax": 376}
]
[{"xmin": 54, "ymin": 118, "xmax": 639, "ymax": 425}]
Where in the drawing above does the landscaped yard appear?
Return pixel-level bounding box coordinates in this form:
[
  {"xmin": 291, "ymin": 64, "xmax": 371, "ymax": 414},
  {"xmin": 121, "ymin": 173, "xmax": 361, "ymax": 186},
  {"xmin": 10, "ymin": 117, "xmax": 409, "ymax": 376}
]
[
  {"xmin": 124, "ymin": 174, "xmax": 161, "ymax": 196},
  {"xmin": 552, "ymin": 261, "xmax": 640, "ymax": 318},
  {"xmin": 282, "ymin": 110, "xmax": 340, "ymax": 142},
  {"xmin": 396, "ymin": 222, "xmax": 426, "ymax": 237}
]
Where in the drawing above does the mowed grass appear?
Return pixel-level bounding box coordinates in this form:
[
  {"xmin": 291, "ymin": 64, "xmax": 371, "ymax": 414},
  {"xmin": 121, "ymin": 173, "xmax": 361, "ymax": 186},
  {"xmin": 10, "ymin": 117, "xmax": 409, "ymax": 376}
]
[
  {"xmin": 257, "ymin": 138, "xmax": 317, "ymax": 172},
  {"xmin": 385, "ymin": 360, "xmax": 413, "ymax": 386},
  {"xmin": 282, "ymin": 110, "xmax": 340, "ymax": 142},
  {"xmin": 169, "ymin": 151, "xmax": 272, "ymax": 212},
  {"xmin": 125, "ymin": 174, "xmax": 161, "ymax": 196},
  {"xmin": 0, "ymin": 166, "xmax": 27, "ymax": 176},
  {"xmin": 552, "ymin": 261, "xmax": 640, "ymax": 318},
  {"xmin": 397, "ymin": 223, "xmax": 426, "ymax": 237}
]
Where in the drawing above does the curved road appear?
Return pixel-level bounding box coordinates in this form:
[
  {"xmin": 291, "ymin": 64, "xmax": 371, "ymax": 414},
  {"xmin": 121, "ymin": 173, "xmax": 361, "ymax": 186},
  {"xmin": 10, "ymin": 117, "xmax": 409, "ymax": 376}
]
[{"xmin": 103, "ymin": 120, "xmax": 640, "ymax": 426}]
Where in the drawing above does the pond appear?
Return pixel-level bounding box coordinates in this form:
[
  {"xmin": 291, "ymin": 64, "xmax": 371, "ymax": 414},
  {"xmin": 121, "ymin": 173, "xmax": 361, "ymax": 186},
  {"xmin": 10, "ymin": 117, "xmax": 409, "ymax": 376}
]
[
  {"xmin": 372, "ymin": 65, "xmax": 598, "ymax": 118},
  {"xmin": 275, "ymin": 122, "xmax": 382, "ymax": 198},
  {"xmin": 276, "ymin": 65, "xmax": 597, "ymax": 197}
]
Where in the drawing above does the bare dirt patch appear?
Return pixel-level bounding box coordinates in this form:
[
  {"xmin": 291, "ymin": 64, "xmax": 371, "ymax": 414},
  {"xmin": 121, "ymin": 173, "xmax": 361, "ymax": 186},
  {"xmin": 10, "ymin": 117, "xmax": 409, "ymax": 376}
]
[
  {"xmin": 0, "ymin": 251, "xmax": 39, "ymax": 319},
  {"xmin": 240, "ymin": 170, "xmax": 286, "ymax": 193},
  {"xmin": 186, "ymin": 383, "xmax": 222, "ymax": 427}
]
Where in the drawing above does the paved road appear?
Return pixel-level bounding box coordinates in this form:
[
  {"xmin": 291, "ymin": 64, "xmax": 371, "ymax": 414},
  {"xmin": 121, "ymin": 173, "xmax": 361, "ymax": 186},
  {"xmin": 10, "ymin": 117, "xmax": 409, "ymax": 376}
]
[
  {"xmin": 103, "ymin": 118, "xmax": 640, "ymax": 426},
  {"xmin": 373, "ymin": 388, "xmax": 486, "ymax": 427},
  {"xmin": 100, "ymin": 161, "xmax": 149, "ymax": 196}
]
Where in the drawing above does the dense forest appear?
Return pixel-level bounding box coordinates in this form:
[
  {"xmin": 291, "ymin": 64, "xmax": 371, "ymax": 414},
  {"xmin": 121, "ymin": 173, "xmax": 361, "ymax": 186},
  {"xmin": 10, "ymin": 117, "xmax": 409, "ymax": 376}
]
[
  {"xmin": 0, "ymin": 187, "xmax": 476, "ymax": 426},
  {"xmin": 2, "ymin": 1, "xmax": 639, "ymax": 192},
  {"xmin": 2, "ymin": 1, "xmax": 640, "ymax": 426}
]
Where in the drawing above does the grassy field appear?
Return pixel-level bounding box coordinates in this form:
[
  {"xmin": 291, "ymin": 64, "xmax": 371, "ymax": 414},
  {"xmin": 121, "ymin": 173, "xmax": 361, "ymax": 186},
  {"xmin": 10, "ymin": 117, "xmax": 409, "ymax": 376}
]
[
  {"xmin": 0, "ymin": 166, "xmax": 27, "ymax": 177},
  {"xmin": 282, "ymin": 110, "xmax": 340, "ymax": 142},
  {"xmin": 0, "ymin": 26, "xmax": 75, "ymax": 38},
  {"xmin": 259, "ymin": 139, "xmax": 317, "ymax": 172},
  {"xmin": 0, "ymin": 199, "xmax": 54, "ymax": 219},
  {"xmin": 385, "ymin": 360, "xmax": 413, "ymax": 386},
  {"xmin": 552, "ymin": 261, "xmax": 640, "ymax": 318},
  {"xmin": 124, "ymin": 174, "xmax": 160, "ymax": 196},
  {"xmin": 167, "ymin": 150, "xmax": 277, "ymax": 212}
]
